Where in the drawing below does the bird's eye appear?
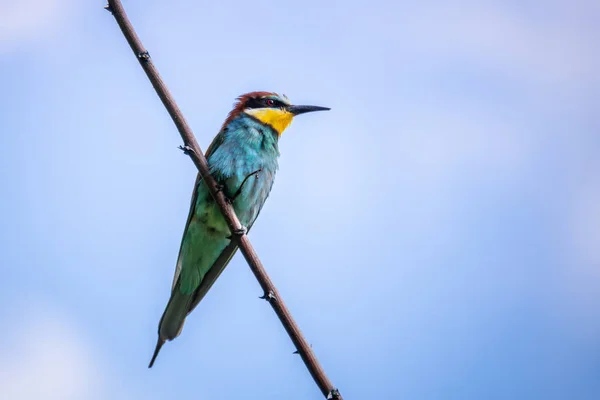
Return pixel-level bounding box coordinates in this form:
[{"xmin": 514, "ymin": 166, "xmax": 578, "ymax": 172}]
[{"xmin": 265, "ymin": 99, "xmax": 275, "ymax": 107}]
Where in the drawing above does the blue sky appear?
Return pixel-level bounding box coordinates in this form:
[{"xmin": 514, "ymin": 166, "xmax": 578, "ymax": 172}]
[{"xmin": 1, "ymin": 0, "xmax": 599, "ymax": 399}]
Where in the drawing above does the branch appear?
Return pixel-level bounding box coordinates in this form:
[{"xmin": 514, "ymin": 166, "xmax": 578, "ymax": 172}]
[{"xmin": 105, "ymin": 2, "xmax": 342, "ymax": 399}]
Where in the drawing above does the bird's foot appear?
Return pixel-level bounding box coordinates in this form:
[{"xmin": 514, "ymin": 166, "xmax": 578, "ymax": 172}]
[{"xmin": 327, "ymin": 389, "xmax": 341, "ymax": 400}]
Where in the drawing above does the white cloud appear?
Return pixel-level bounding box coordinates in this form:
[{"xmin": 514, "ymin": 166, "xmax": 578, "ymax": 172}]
[
  {"xmin": 0, "ymin": 0, "xmax": 74, "ymax": 47},
  {"xmin": 0, "ymin": 307, "xmax": 108, "ymax": 400}
]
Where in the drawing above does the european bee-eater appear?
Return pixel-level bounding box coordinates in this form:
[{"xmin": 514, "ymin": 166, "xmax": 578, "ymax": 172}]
[{"xmin": 149, "ymin": 92, "xmax": 329, "ymax": 367}]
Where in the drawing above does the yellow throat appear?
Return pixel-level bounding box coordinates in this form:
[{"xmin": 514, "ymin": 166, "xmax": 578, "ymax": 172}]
[{"xmin": 245, "ymin": 108, "xmax": 293, "ymax": 135}]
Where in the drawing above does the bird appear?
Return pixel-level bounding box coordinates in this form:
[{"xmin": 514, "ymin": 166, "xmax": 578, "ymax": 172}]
[{"xmin": 149, "ymin": 91, "xmax": 329, "ymax": 368}]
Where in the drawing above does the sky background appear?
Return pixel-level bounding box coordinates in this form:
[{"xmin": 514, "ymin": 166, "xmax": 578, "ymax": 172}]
[{"xmin": 1, "ymin": 0, "xmax": 599, "ymax": 399}]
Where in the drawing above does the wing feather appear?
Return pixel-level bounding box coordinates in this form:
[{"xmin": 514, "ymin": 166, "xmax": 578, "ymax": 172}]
[
  {"xmin": 187, "ymin": 242, "xmax": 238, "ymax": 315},
  {"xmin": 171, "ymin": 134, "xmax": 226, "ymax": 291}
]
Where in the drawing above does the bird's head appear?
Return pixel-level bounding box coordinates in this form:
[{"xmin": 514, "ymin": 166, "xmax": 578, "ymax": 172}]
[{"xmin": 223, "ymin": 91, "xmax": 330, "ymax": 136}]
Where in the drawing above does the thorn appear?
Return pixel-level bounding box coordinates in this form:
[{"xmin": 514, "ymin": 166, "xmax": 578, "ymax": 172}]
[
  {"xmin": 233, "ymin": 226, "xmax": 247, "ymax": 236},
  {"xmin": 226, "ymin": 226, "xmax": 247, "ymax": 240},
  {"xmin": 259, "ymin": 290, "xmax": 276, "ymax": 302},
  {"xmin": 178, "ymin": 144, "xmax": 195, "ymax": 155},
  {"xmin": 293, "ymin": 343, "xmax": 312, "ymax": 355},
  {"xmin": 104, "ymin": 4, "xmax": 113, "ymax": 14},
  {"xmin": 137, "ymin": 50, "xmax": 151, "ymax": 62},
  {"xmin": 327, "ymin": 388, "xmax": 341, "ymax": 399}
]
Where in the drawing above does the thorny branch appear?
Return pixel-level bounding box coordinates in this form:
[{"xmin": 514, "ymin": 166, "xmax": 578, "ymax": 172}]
[{"xmin": 105, "ymin": 1, "xmax": 343, "ymax": 399}]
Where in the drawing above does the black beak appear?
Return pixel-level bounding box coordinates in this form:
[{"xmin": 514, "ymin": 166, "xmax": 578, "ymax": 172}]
[{"xmin": 288, "ymin": 105, "xmax": 331, "ymax": 115}]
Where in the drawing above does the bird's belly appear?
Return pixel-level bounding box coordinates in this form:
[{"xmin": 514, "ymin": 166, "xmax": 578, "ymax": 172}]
[
  {"xmin": 229, "ymin": 169, "xmax": 275, "ymax": 228},
  {"xmin": 192, "ymin": 169, "xmax": 274, "ymax": 234}
]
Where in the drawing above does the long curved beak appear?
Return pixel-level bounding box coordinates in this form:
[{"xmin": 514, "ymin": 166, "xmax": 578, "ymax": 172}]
[{"xmin": 288, "ymin": 105, "xmax": 331, "ymax": 115}]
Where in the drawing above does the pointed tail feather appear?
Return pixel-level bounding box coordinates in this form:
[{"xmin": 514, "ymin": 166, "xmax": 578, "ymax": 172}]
[
  {"xmin": 148, "ymin": 288, "xmax": 192, "ymax": 368},
  {"xmin": 148, "ymin": 337, "xmax": 165, "ymax": 368}
]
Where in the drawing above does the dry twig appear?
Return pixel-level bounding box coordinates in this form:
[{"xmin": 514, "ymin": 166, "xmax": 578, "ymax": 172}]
[{"xmin": 105, "ymin": 1, "xmax": 342, "ymax": 399}]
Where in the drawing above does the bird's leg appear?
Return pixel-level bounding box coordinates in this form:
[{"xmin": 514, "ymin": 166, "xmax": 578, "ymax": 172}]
[{"xmin": 228, "ymin": 168, "xmax": 262, "ymax": 203}]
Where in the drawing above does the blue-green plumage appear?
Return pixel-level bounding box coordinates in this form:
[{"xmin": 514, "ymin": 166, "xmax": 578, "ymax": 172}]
[
  {"xmin": 149, "ymin": 92, "xmax": 329, "ymax": 367},
  {"xmin": 178, "ymin": 115, "xmax": 280, "ymax": 295}
]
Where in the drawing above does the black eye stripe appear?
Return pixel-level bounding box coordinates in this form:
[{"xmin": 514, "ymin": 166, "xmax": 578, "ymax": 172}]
[
  {"xmin": 246, "ymin": 97, "xmax": 285, "ymax": 109},
  {"xmin": 245, "ymin": 97, "xmax": 263, "ymax": 109}
]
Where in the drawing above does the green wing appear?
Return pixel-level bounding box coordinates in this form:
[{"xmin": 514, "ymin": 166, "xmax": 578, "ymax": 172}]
[
  {"xmin": 187, "ymin": 241, "xmax": 239, "ymax": 315},
  {"xmin": 170, "ymin": 132, "xmax": 226, "ymax": 291},
  {"xmin": 171, "ymin": 132, "xmax": 239, "ymax": 314}
]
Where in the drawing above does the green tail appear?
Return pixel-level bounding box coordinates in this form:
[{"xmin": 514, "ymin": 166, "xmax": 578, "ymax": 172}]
[{"xmin": 148, "ymin": 285, "xmax": 192, "ymax": 368}]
